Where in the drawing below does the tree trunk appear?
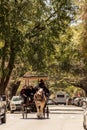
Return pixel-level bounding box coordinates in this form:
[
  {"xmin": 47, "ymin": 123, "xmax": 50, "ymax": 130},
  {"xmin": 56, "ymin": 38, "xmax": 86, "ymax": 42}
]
[
  {"xmin": 0, "ymin": 84, "xmax": 6, "ymax": 95},
  {"xmin": 85, "ymin": 91, "xmax": 87, "ymax": 97},
  {"xmin": 67, "ymin": 77, "xmax": 87, "ymax": 96},
  {"xmin": 11, "ymin": 81, "xmax": 21, "ymax": 96}
]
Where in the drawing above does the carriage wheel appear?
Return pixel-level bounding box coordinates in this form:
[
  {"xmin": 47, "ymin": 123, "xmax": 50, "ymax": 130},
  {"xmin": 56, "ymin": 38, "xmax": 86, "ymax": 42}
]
[
  {"xmin": 22, "ymin": 106, "xmax": 27, "ymax": 119},
  {"xmin": 22, "ymin": 106, "xmax": 25, "ymax": 119},
  {"xmin": 43, "ymin": 108, "xmax": 45, "ymax": 118},
  {"xmin": 43, "ymin": 105, "xmax": 49, "ymax": 119},
  {"xmin": 24, "ymin": 106, "xmax": 27, "ymax": 119},
  {"xmin": 46, "ymin": 106, "xmax": 49, "ymax": 119}
]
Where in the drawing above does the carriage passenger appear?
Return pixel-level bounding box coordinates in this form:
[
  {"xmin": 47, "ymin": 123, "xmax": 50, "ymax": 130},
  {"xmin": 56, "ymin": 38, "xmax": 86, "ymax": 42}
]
[
  {"xmin": 27, "ymin": 85, "xmax": 36, "ymax": 102},
  {"xmin": 20, "ymin": 85, "xmax": 37, "ymax": 104},
  {"xmin": 20, "ymin": 85, "xmax": 27, "ymax": 104}
]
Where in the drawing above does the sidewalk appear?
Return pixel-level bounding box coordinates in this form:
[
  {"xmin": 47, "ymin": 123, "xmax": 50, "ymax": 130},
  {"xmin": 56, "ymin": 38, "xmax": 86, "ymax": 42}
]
[{"xmin": 48, "ymin": 105, "xmax": 83, "ymax": 111}]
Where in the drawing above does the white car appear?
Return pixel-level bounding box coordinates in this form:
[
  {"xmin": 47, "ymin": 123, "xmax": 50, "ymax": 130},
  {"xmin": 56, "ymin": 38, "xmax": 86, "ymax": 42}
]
[
  {"xmin": 73, "ymin": 97, "xmax": 82, "ymax": 106},
  {"xmin": 10, "ymin": 96, "xmax": 23, "ymax": 113},
  {"xmin": 54, "ymin": 92, "xmax": 69, "ymax": 105},
  {"xmin": 81, "ymin": 98, "xmax": 87, "ymax": 107},
  {"xmin": 83, "ymin": 107, "xmax": 87, "ymax": 130},
  {"xmin": 0, "ymin": 97, "xmax": 6, "ymax": 124}
]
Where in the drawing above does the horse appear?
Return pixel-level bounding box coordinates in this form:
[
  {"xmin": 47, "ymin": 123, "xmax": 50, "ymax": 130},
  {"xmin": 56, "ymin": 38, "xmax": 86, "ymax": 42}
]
[{"xmin": 34, "ymin": 88, "xmax": 47, "ymax": 118}]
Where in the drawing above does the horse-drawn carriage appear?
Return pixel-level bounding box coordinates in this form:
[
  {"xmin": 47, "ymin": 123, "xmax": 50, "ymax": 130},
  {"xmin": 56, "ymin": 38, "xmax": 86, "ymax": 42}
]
[{"xmin": 21, "ymin": 75, "xmax": 49, "ymax": 119}]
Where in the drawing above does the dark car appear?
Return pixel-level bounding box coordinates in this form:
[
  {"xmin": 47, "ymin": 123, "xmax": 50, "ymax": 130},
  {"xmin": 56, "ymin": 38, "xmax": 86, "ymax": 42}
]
[{"xmin": 0, "ymin": 97, "xmax": 6, "ymax": 124}]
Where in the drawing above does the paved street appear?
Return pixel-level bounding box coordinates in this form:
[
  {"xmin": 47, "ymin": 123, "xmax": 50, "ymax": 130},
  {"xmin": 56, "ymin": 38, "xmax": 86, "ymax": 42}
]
[{"xmin": 0, "ymin": 105, "xmax": 85, "ymax": 130}]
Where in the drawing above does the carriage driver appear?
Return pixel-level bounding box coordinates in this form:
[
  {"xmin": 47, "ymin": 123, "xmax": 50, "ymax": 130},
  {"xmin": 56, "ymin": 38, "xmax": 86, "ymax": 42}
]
[{"xmin": 38, "ymin": 79, "xmax": 50, "ymax": 98}]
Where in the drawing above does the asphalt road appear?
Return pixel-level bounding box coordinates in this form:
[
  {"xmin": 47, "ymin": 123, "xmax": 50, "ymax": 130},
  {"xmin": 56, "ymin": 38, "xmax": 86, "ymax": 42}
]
[{"xmin": 0, "ymin": 105, "xmax": 85, "ymax": 130}]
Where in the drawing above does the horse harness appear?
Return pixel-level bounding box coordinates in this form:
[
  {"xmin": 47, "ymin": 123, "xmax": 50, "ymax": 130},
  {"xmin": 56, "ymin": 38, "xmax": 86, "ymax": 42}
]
[{"xmin": 34, "ymin": 92, "xmax": 45, "ymax": 101}]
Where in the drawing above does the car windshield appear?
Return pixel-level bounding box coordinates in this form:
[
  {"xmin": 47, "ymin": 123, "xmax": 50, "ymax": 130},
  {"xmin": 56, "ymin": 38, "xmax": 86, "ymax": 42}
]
[
  {"xmin": 12, "ymin": 97, "xmax": 22, "ymax": 101},
  {"xmin": 57, "ymin": 95, "xmax": 64, "ymax": 98}
]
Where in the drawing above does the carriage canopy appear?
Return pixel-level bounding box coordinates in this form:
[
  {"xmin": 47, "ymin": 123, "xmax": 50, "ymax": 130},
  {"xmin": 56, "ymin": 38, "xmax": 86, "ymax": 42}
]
[{"xmin": 22, "ymin": 75, "xmax": 48, "ymax": 86}]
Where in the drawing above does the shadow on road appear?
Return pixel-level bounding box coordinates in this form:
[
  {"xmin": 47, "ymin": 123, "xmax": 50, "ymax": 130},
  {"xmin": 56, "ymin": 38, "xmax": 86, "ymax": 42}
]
[
  {"xmin": 20, "ymin": 117, "xmax": 50, "ymax": 120},
  {"xmin": 50, "ymin": 112, "xmax": 83, "ymax": 114}
]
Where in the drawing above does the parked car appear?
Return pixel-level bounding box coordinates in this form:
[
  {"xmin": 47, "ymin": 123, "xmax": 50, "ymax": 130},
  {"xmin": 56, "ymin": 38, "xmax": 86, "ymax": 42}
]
[
  {"xmin": 69, "ymin": 96, "xmax": 77, "ymax": 105},
  {"xmin": 47, "ymin": 99, "xmax": 55, "ymax": 105},
  {"xmin": 10, "ymin": 96, "xmax": 23, "ymax": 113},
  {"xmin": 54, "ymin": 92, "xmax": 69, "ymax": 105},
  {"xmin": 80, "ymin": 97, "xmax": 87, "ymax": 107},
  {"xmin": 0, "ymin": 97, "xmax": 6, "ymax": 124},
  {"xmin": 83, "ymin": 107, "xmax": 87, "ymax": 130},
  {"xmin": 73, "ymin": 97, "xmax": 82, "ymax": 106}
]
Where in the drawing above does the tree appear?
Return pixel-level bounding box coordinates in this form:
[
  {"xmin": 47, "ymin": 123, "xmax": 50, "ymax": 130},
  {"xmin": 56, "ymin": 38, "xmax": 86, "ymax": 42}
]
[
  {"xmin": 48, "ymin": 0, "xmax": 87, "ymax": 95},
  {"xmin": 0, "ymin": 0, "xmax": 75, "ymax": 95}
]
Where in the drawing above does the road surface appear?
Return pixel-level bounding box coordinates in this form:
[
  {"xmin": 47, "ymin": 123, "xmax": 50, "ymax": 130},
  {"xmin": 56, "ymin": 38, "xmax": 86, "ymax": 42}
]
[{"xmin": 0, "ymin": 105, "xmax": 85, "ymax": 130}]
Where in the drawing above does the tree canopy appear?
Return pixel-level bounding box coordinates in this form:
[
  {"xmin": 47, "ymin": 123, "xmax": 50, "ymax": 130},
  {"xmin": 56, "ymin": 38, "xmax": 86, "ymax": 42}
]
[{"xmin": 0, "ymin": 0, "xmax": 84, "ymax": 95}]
